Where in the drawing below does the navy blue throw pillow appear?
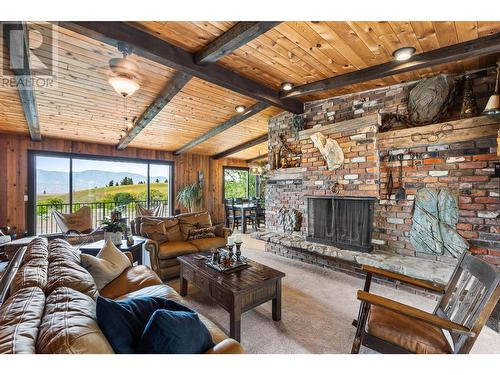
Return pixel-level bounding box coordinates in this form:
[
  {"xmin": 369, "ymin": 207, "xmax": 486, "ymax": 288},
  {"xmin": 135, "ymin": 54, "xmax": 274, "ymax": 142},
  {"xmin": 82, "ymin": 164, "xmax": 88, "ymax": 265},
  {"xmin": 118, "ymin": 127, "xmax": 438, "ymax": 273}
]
[
  {"xmin": 96, "ymin": 296, "xmax": 192, "ymax": 353},
  {"xmin": 138, "ymin": 309, "xmax": 214, "ymax": 354}
]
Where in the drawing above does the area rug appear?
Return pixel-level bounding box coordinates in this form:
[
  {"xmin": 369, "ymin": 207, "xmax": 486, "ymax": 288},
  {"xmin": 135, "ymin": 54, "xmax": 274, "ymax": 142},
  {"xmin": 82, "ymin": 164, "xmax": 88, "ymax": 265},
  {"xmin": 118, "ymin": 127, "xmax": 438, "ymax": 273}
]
[{"xmin": 167, "ymin": 235, "xmax": 500, "ymax": 354}]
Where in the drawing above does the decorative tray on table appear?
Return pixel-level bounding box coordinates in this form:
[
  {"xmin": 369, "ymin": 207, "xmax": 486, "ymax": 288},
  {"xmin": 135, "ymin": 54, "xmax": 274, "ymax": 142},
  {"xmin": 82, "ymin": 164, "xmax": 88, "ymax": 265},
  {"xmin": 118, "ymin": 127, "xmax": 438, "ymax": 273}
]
[{"xmin": 205, "ymin": 248, "xmax": 251, "ymax": 274}]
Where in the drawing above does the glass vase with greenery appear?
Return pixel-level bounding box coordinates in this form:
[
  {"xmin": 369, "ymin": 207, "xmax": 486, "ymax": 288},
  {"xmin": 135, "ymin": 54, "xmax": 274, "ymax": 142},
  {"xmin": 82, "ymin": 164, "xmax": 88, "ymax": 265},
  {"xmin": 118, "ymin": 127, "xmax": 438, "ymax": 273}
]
[{"xmin": 176, "ymin": 183, "xmax": 203, "ymax": 213}]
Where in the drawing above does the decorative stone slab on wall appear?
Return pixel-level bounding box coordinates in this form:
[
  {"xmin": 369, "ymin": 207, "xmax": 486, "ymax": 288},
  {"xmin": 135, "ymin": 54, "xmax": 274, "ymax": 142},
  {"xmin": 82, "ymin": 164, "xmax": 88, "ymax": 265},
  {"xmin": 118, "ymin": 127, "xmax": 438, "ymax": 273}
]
[
  {"xmin": 410, "ymin": 188, "xmax": 469, "ymax": 258},
  {"xmin": 252, "ymin": 231, "xmax": 455, "ymax": 286}
]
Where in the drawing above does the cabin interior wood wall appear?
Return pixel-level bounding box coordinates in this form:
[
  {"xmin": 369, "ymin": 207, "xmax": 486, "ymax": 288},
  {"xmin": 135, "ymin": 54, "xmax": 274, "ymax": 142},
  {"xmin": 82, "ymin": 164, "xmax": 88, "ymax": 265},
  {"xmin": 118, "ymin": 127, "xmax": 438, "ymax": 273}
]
[{"xmin": 0, "ymin": 133, "xmax": 247, "ymax": 236}]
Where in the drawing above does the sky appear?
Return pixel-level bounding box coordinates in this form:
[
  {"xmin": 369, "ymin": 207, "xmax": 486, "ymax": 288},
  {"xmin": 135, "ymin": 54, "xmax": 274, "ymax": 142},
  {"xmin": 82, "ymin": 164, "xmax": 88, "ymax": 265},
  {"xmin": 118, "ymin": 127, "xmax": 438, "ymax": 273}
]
[{"xmin": 37, "ymin": 156, "xmax": 169, "ymax": 176}]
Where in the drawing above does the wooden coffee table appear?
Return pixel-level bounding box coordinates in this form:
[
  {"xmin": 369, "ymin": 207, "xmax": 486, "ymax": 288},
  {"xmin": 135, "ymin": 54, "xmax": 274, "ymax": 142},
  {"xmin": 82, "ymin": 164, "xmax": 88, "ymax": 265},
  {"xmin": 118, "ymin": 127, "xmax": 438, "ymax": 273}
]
[{"xmin": 178, "ymin": 252, "xmax": 285, "ymax": 342}]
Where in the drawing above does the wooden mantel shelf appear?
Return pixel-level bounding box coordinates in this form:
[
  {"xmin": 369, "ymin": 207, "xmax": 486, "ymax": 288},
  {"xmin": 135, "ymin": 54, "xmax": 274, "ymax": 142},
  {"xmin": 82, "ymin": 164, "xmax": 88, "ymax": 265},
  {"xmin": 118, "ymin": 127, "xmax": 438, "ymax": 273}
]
[
  {"xmin": 268, "ymin": 167, "xmax": 306, "ymax": 181},
  {"xmin": 377, "ymin": 114, "xmax": 500, "ymax": 150}
]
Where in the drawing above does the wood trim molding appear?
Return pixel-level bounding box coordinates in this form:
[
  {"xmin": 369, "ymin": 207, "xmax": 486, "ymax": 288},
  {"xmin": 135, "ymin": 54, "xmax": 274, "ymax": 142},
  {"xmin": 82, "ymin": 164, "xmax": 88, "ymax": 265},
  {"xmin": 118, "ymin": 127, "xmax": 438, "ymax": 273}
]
[
  {"xmin": 212, "ymin": 133, "xmax": 268, "ymax": 159},
  {"xmin": 117, "ymin": 71, "xmax": 192, "ymax": 150},
  {"xmin": 195, "ymin": 22, "xmax": 281, "ymax": 64},
  {"xmin": 281, "ymin": 33, "xmax": 500, "ymax": 99},
  {"xmin": 174, "ymin": 102, "xmax": 270, "ymax": 155},
  {"xmin": 4, "ymin": 23, "xmax": 41, "ymax": 141},
  {"xmin": 58, "ymin": 22, "xmax": 304, "ymax": 114}
]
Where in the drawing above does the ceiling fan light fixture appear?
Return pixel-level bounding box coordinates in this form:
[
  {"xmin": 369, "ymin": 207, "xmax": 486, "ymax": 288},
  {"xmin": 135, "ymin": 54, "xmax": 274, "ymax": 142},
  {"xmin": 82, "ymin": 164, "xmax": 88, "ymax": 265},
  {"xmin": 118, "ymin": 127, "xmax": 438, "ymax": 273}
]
[
  {"xmin": 235, "ymin": 105, "xmax": 246, "ymax": 113},
  {"xmin": 392, "ymin": 46, "xmax": 416, "ymax": 61},
  {"xmin": 281, "ymin": 82, "xmax": 294, "ymax": 91},
  {"xmin": 108, "ymin": 75, "xmax": 140, "ymax": 97}
]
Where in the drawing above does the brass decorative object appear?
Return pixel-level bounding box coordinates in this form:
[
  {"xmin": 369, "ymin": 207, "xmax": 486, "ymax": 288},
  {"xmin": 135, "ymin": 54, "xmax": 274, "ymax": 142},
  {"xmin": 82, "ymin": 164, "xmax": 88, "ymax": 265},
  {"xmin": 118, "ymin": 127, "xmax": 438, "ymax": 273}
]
[
  {"xmin": 460, "ymin": 75, "xmax": 478, "ymax": 118},
  {"xmin": 483, "ymin": 60, "xmax": 500, "ymax": 115}
]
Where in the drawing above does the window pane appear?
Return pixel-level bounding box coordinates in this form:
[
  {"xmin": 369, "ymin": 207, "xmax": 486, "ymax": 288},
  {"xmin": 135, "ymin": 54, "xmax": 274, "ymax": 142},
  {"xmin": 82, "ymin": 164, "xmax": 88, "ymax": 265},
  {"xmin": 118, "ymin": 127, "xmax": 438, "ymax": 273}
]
[
  {"xmin": 72, "ymin": 158, "xmax": 148, "ymax": 227},
  {"xmin": 224, "ymin": 168, "xmax": 249, "ymax": 198},
  {"xmin": 149, "ymin": 163, "xmax": 170, "ymax": 213},
  {"xmin": 249, "ymin": 174, "xmax": 257, "ymax": 198},
  {"xmin": 35, "ymin": 155, "xmax": 70, "ymax": 235}
]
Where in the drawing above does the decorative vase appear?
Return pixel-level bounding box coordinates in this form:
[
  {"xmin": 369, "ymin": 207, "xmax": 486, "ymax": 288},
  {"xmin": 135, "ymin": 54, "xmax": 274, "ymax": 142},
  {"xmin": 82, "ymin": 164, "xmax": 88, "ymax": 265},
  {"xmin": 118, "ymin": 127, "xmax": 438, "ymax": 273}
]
[{"xmin": 104, "ymin": 231, "xmax": 123, "ymax": 246}]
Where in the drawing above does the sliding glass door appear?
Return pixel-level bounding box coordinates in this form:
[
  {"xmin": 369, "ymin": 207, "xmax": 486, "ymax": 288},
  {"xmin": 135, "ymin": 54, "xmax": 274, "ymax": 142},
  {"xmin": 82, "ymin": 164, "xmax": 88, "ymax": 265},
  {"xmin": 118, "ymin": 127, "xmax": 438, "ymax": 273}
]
[{"xmin": 29, "ymin": 151, "xmax": 173, "ymax": 235}]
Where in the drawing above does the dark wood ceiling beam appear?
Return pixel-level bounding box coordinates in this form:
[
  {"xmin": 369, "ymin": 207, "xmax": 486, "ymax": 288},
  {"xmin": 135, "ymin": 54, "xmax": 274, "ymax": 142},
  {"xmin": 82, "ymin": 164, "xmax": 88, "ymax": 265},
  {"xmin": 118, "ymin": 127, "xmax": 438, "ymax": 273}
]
[
  {"xmin": 4, "ymin": 22, "xmax": 41, "ymax": 141},
  {"xmin": 246, "ymin": 153, "xmax": 268, "ymax": 163},
  {"xmin": 174, "ymin": 102, "xmax": 269, "ymax": 155},
  {"xmin": 117, "ymin": 71, "xmax": 192, "ymax": 150},
  {"xmin": 281, "ymin": 32, "xmax": 500, "ymax": 99},
  {"xmin": 58, "ymin": 22, "xmax": 303, "ymax": 114},
  {"xmin": 212, "ymin": 133, "xmax": 268, "ymax": 160},
  {"xmin": 195, "ymin": 22, "xmax": 281, "ymax": 64}
]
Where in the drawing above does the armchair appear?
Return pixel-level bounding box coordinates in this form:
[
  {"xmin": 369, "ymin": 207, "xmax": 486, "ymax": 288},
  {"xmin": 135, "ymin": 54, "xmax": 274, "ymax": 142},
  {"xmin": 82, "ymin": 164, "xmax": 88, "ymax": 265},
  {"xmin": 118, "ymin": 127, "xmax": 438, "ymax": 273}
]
[{"xmin": 351, "ymin": 252, "xmax": 500, "ymax": 354}]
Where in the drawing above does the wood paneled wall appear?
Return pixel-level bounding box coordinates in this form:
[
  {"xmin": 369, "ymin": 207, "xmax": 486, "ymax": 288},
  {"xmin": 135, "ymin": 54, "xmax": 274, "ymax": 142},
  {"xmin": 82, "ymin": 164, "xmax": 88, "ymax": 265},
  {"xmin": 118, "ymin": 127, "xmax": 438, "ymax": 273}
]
[{"xmin": 0, "ymin": 133, "xmax": 247, "ymax": 236}]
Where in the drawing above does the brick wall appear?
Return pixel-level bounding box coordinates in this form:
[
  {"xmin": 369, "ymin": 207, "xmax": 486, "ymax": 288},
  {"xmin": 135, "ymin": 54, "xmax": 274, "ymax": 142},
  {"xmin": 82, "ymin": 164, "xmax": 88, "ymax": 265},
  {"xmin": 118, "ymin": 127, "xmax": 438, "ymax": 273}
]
[{"xmin": 266, "ymin": 67, "xmax": 500, "ymax": 264}]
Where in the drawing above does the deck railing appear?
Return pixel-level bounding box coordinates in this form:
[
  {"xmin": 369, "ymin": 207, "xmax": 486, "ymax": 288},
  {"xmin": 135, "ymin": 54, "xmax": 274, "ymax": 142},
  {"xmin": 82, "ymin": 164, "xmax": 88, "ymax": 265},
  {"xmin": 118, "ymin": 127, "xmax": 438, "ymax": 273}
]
[{"xmin": 35, "ymin": 200, "xmax": 168, "ymax": 235}]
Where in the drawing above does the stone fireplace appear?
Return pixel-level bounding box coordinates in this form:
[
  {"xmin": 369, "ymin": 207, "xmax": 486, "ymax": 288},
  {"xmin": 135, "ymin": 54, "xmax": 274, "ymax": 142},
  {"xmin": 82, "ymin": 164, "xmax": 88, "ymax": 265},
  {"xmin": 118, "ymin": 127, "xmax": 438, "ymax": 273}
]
[
  {"xmin": 307, "ymin": 196, "xmax": 375, "ymax": 252},
  {"xmin": 255, "ymin": 68, "xmax": 500, "ymax": 332}
]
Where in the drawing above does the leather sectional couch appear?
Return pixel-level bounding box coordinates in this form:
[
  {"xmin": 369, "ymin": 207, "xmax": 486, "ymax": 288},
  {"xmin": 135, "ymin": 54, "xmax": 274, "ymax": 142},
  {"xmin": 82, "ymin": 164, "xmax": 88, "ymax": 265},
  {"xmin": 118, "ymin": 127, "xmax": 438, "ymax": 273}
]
[
  {"xmin": 0, "ymin": 237, "xmax": 243, "ymax": 354},
  {"xmin": 131, "ymin": 211, "xmax": 231, "ymax": 280}
]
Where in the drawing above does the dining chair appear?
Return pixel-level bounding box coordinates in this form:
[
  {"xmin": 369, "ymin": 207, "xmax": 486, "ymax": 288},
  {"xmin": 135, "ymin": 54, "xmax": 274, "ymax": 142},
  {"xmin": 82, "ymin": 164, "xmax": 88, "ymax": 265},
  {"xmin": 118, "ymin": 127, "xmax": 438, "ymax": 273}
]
[{"xmin": 224, "ymin": 198, "xmax": 241, "ymax": 231}]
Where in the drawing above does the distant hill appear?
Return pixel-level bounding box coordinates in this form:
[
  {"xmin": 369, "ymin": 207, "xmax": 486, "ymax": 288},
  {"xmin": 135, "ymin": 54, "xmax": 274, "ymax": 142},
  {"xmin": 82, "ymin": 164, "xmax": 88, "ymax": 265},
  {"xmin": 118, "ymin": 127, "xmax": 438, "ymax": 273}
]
[{"xmin": 37, "ymin": 169, "xmax": 167, "ymax": 194}]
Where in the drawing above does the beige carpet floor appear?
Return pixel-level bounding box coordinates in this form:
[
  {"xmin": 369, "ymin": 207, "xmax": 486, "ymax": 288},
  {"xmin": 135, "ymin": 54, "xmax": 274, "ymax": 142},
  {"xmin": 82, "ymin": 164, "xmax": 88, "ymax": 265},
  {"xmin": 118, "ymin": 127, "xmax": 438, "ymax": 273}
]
[{"xmin": 168, "ymin": 235, "xmax": 500, "ymax": 354}]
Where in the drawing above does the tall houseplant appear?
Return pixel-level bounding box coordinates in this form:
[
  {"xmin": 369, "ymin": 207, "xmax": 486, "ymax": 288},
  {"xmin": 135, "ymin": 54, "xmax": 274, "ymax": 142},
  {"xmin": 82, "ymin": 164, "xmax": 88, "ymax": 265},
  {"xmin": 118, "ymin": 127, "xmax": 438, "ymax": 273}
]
[{"xmin": 176, "ymin": 183, "xmax": 203, "ymax": 213}]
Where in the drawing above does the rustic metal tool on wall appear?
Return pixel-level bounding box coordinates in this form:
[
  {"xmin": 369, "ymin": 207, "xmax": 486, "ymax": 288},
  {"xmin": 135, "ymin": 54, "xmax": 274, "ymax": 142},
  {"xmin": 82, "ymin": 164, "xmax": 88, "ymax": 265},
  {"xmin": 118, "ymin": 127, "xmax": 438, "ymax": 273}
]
[{"xmin": 395, "ymin": 154, "xmax": 406, "ymax": 202}]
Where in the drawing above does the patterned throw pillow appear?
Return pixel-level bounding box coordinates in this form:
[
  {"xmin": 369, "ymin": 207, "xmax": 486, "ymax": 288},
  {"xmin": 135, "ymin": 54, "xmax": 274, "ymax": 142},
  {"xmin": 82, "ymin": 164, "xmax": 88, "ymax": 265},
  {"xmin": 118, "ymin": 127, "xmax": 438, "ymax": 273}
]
[
  {"xmin": 140, "ymin": 218, "xmax": 169, "ymax": 244},
  {"xmin": 187, "ymin": 226, "xmax": 216, "ymax": 241},
  {"xmin": 178, "ymin": 212, "xmax": 212, "ymax": 240}
]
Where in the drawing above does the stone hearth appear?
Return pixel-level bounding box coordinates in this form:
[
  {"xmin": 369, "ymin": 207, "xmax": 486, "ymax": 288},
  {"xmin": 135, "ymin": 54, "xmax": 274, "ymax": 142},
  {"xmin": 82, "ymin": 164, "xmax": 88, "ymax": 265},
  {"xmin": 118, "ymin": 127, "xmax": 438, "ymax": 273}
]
[{"xmin": 252, "ymin": 230, "xmax": 455, "ymax": 287}]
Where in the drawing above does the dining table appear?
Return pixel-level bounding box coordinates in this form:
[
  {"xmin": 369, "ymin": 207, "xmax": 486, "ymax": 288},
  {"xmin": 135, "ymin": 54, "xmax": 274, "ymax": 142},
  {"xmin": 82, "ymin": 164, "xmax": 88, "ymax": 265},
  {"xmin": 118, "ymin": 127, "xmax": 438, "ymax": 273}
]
[{"xmin": 233, "ymin": 202, "xmax": 257, "ymax": 234}]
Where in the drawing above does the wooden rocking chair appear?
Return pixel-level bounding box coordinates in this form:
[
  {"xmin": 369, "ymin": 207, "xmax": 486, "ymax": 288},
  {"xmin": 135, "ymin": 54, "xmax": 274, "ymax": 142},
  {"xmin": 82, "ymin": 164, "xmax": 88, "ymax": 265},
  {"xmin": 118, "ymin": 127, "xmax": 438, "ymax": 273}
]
[{"xmin": 351, "ymin": 251, "xmax": 500, "ymax": 354}]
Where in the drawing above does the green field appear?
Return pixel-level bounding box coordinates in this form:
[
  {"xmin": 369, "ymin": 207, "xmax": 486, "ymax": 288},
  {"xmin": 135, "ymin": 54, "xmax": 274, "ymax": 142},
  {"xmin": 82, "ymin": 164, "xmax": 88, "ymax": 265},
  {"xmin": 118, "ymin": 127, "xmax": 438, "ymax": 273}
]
[{"xmin": 37, "ymin": 183, "xmax": 168, "ymax": 203}]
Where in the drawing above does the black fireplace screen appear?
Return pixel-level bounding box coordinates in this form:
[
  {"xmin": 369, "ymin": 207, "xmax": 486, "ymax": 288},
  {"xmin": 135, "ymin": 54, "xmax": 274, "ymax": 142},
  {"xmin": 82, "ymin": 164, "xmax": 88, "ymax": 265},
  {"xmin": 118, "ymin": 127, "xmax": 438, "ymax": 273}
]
[{"xmin": 307, "ymin": 196, "xmax": 375, "ymax": 252}]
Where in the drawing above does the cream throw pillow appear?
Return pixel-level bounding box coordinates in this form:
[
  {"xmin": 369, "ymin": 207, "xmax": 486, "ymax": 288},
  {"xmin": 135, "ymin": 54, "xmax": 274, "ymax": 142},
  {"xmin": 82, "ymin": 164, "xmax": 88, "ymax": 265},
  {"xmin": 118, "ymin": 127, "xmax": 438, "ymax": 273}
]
[{"xmin": 80, "ymin": 239, "xmax": 132, "ymax": 290}]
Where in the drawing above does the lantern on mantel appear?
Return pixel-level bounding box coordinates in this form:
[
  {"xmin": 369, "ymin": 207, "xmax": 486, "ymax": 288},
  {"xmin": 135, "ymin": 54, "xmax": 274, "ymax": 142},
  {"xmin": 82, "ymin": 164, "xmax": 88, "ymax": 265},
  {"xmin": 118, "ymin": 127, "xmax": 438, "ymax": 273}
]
[{"xmin": 483, "ymin": 59, "xmax": 500, "ymax": 115}]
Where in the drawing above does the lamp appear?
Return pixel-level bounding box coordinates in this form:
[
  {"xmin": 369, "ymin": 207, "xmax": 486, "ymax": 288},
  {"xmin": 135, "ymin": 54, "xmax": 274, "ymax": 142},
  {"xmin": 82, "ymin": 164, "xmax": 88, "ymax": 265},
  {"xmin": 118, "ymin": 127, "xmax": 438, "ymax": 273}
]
[
  {"xmin": 108, "ymin": 76, "xmax": 140, "ymax": 98},
  {"xmin": 235, "ymin": 105, "xmax": 246, "ymax": 113},
  {"xmin": 483, "ymin": 60, "xmax": 500, "ymax": 115},
  {"xmin": 392, "ymin": 46, "xmax": 416, "ymax": 61},
  {"xmin": 281, "ymin": 82, "xmax": 293, "ymax": 91}
]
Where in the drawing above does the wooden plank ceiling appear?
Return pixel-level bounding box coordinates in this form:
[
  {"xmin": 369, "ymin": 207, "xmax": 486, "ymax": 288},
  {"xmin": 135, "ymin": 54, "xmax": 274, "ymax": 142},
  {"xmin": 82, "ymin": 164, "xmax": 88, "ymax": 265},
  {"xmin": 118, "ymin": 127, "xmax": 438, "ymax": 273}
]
[
  {"xmin": 135, "ymin": 21, "xmax": 500, "ymax": 101},
  {"xmin": 1, "ymin": 21, "xmax": 499, "ymax": 160}
]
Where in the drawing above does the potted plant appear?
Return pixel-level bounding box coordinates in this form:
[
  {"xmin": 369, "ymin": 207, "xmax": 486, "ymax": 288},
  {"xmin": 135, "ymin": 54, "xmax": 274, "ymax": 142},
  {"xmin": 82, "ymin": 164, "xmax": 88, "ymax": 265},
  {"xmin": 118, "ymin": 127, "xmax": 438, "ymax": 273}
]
[
  {"xmin": 101, "ymin": 207, "xmax": 126, "ymax": 245},
  {"xmin": 176, "ymin": 183, "xmax": 203, "ymax": 213}
]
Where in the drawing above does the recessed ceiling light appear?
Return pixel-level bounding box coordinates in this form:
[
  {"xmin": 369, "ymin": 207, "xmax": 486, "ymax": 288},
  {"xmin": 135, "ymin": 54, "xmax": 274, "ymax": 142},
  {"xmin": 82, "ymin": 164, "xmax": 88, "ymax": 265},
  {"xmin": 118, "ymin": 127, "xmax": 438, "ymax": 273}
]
[
  {"xmin": 235, "ymin": 105, "xmax": 246, "ymax": 113},
  {"xmin": 281, "ymin": 82, "xmax": 294, "ymax": 91},
  {"xmin": 392, "ymin": 46, "xmax": 416, "ymax": 61}
]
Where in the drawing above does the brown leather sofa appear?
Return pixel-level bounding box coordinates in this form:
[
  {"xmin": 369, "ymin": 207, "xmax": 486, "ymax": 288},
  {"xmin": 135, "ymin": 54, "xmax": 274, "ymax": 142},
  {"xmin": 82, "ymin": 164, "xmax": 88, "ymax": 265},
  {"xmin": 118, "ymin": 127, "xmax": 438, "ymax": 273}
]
[
  {"xmin": 0, "ymin": 237, "xmax": 243, "ymax": 354},
  {"xmin": 131, "ymin": 211, "xmax": 231, "ymax": 280}
]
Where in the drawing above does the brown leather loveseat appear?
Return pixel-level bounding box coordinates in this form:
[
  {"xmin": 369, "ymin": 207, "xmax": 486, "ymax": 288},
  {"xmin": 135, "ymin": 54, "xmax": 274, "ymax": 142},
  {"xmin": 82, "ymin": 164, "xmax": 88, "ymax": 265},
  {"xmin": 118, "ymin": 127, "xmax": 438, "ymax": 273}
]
[
  {"xmin": 0, "ymin": 237, "xmax": 243, "ymax": 354},
  {"xmin": 131, "ymin": 211, "xmax": 231, "ymax": 280}
]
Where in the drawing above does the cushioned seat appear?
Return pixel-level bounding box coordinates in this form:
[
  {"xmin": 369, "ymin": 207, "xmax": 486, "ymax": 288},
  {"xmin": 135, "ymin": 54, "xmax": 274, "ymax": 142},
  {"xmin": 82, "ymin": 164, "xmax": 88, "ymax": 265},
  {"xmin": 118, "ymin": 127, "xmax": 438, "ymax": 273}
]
[
  {"xmin": 366, "ymin": 305, "xmax": 452, "ymax": 354},
  {"xmin": 157, "ymin": 241, "xmax": 199, "ymax": 259},
  {"xmin": 99, "ymin": 265, "xmax": 162, "ymax": 300},
  {"xmin": 188, "ymin": 236, "xmax": 227, "ymax": 251}
]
